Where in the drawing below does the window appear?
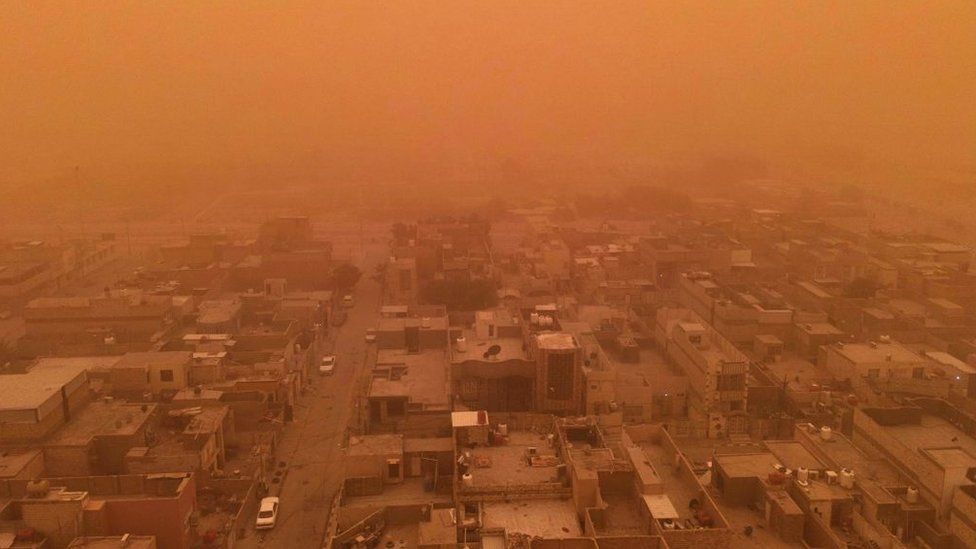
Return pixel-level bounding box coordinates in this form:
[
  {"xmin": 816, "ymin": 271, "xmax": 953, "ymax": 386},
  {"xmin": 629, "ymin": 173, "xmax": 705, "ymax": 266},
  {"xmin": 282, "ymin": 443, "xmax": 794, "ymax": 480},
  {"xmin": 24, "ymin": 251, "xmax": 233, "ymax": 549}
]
[
  {"xmin": 547, "ymin": 352, "xmax": 575, "ymax": 400},
  {"xmin": 717, "ymin": 374, "xmax": 745, "ymax": 391},
  {"xmin": 460, "ymin": 379, "xmax": 478, "ymax": 400},
  {"xmin": 387, "ymin": 398, "xmax": 406, "ymax": 416},
  {"xmin": 160, "ymin": 369, "xmax": 175, "ymax": 382}
]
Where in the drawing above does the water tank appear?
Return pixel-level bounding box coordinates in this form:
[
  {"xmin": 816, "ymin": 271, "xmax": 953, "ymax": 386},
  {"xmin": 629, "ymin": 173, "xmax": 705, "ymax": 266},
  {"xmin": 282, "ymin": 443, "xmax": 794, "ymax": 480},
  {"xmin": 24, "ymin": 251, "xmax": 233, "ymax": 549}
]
[
  {"xmin": 421, "ymin": 317, "xmax": 431, "ymax": 329},
  {"xmin": 906, "ymin": 486, "xmax": 919, "ymax": 503},
  {"xmin": 497, "ymin": 423, "xmax": 508, "ymax": 436},
  {"xmin": 797, "ymin": 467, "xmax": 809, "ymax": 483},
  {"xmin": 840, "ymin": 468, "xmax": 855, "ymax": 489},
  {"xmin": 456, "ymin": 336, "xmax": 467, "ymax": 353},
  {"xmin": 462, "ymin": 473, "xmax": 474, "ymax": 488},
  {"xmin": 820, "ymin": 426, "xmax": 833, "ymax": 441},
  {"xmin": 26, "ymin": 480, "xmax": 50, "ymax": 498},
  {"xmin": 104, "ymin": 335, "xmax": 117, "ymax": 345}
]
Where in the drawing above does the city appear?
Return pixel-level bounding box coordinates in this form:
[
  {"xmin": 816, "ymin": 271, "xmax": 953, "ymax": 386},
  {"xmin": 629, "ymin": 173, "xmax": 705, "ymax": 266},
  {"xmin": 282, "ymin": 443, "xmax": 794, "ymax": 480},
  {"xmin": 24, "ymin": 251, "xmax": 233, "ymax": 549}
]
[
  {"xmin": 2, "ymin": 186, "xmax": 976, "ymax": 549},
  {"xmin": 2, "ymin": 3, "xmax": 974, "ymax": 549}
]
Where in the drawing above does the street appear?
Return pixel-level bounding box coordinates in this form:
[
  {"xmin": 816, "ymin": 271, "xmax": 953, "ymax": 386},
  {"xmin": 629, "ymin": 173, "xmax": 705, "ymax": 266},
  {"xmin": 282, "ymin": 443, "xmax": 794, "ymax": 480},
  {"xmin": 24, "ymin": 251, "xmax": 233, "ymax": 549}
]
[{"xmin": 236, "ymin": 242, "xmax": 386, "ymax": 549}]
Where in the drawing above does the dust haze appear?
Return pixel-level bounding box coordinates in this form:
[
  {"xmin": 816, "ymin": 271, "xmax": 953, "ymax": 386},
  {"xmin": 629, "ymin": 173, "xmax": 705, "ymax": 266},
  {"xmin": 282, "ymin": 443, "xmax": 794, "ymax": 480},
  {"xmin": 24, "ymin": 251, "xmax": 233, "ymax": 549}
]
[{"xmin": 2, "ymin": 2, "xmax": 974, "ymax": 221}]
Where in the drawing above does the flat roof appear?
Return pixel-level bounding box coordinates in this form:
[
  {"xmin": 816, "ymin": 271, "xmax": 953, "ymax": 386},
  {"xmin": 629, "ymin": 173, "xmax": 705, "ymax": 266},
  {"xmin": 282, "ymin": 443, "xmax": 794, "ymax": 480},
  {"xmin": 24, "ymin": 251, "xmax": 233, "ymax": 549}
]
[
  {"xmin": 535, "ymin": 332, "xmax": 578, "ymax": 350},
  {"xmin": 924, "ymin": 351, "xmax": 976, "ymax": 374},
  {"xmin": 796, "ymin": 322, "xmax": 844, "ymax": 336},
  {"xmin": 715, "ymin": 452, "xmax": 781, "ymax": 479},
  {"xmin": 482, "ymin": 499, "xmax": 580, "ymax": 539},
  {"xmin": 0, "ymin": 449, "xmax": 42, "ymax": 479},
  {"xmin": 68, "ymin": 536, "xmax": 156, "ymax": 549},
  {"xmin": 32, "ymin": 356, "xmax": 121, "ymax": 371},
  {"xmin": 370, "ymin": 350, "xmax": 449, "ymax": 407},
  {"xmin": 0, "ymin": 365, "xmax": 88, "ymax": 412},
  {"xmin": 764, "ymin": 440, "xmax": 825, "ymax": 471},
  {"xmin": 451, "ymin": 332, "xmax": 528, "ymax": 363},
  {"xmin": 116, "ymin": 351, "xmax": 192, "ymax": 368},
  {"xmin": 882, "ymin": 414, "xmax": 976, "ymax": 469},
  {"xmin": 348, "ymin": 434, "xmax": 403, "ymax": 457},
  {"xmin": 47, "ymin": 401, "xmax": 156, "ymax": 446},
  {"xmin": 833, "ymin": 341, "xmax": 923, "ymax": 365}
]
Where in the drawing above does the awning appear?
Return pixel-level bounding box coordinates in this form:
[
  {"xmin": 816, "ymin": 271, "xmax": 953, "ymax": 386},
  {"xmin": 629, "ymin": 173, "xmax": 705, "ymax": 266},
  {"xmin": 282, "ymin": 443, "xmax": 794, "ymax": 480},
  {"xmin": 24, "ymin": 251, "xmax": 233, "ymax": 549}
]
[{"xmin": 642, "ymin": 494, "xmax": 679, "ymax": 519}]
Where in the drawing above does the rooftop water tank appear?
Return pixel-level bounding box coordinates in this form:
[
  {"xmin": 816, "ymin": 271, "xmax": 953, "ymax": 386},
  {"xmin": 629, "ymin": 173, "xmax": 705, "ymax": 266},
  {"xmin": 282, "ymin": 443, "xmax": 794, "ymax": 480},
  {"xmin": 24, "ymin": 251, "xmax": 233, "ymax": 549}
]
[{"xmin": 906, "ymin": 486, "xmax": 919, "ymax": 503}]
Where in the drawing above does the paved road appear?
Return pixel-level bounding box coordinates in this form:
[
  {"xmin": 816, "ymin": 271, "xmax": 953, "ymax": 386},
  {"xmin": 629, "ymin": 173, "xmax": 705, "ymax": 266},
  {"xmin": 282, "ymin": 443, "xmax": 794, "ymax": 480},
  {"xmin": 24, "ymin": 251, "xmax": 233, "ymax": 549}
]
[{"xmin": 237, "ymin": 243, "xmax": 386, "ymax": 549}]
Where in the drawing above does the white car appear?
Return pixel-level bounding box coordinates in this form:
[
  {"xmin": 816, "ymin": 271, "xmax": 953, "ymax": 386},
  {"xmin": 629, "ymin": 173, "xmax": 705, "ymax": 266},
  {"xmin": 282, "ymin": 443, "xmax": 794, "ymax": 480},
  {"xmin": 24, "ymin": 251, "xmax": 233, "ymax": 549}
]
[
  {"xmin": 255, "ymin": 497, "xmax": 279, "ymax": 530},
  {"xmin": 365, "ymin": 328, "xmax": 376, "ymax": 343},
  {"xmin": 319, "ymin": 355, "xmax": 336, "ymax": 375},
  {"xmin": 342, "ymin": 294, "xmax": 354, "ymax": 308}
]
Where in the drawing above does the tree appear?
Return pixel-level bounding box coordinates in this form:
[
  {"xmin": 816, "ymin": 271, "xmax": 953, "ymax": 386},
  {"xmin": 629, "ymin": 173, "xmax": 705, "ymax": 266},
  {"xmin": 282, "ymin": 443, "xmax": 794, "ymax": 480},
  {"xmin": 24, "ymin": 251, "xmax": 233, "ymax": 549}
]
[
  {"xmin": 331, "ymin": 263, "xmax": 362, "ymax": 291},
  {"xmin": 420, "ymin": 278, "xmax": 499, "ymax": 311}
]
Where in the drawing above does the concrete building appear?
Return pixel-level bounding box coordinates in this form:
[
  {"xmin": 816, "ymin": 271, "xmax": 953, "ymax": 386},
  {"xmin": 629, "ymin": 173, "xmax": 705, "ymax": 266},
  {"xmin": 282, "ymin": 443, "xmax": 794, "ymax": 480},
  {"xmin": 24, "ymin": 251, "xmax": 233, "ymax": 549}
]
[
  {"xmin": 42, "ymin": 400, "xmax": 157, "ymax": 476},
  {"xmin": 819, "ymin": 339, "xmax": 926, "ymax": 386},
  {"xmin": 0, "ymin": 473, "xmax": 195, "ymax": 549},
  {"xmin": 450, "ymin": 308, "xmax": 535, "ymax": 412},
  {"xmin": 0, "ymin": 365, "xmax": 91, "ymax": 444},
  {"xmin": 655, "ymin": 308, "xmax": 749, "ymax": 438},
  {"xmin": 109, "ymin": 352, "xmax": 193, "ymax": 398},
  {"xmin": 367, "ymin": 349, "xmax": 451, "ymax": 437},
  {"xmin": 532, "ymin": 332, "xmax": 583, "ymax": 415},
  {"xmin": 21, "ymin": 294, "xmax": 174, "ymax": 355}
]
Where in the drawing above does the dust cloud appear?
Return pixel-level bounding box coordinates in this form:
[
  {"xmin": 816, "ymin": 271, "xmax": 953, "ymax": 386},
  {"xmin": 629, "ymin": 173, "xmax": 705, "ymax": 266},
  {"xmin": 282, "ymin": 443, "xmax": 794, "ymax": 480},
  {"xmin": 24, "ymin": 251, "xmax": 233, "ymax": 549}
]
[{"xmin": 1, "ymin": 2, "xmax": 974, "ymax": 216}]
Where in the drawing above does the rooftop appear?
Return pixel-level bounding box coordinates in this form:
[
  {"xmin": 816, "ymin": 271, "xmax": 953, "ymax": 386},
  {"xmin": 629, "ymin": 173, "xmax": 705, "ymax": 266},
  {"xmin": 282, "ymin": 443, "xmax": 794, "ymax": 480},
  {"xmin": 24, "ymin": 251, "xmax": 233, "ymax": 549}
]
[
  {"xmin": 0, "ymin": 365, "xmax": 88, "ymax": 412},
  {"xmin": 482, "ymin": 499, "xmax": 581, "ymax": 539},
  {"xmin": 535, "ymin": 332, "xmax": 578, "ymax": 350},
  {"xmin": 463, "ymin": 431, "xmax": 561, "ymax": 487},
  {"xmin": 714, "ymin": 452, "xmax": 782, "ymax": 480},
  {"xmin": 880, "ymin": 413, "xmax": 976, "ymax": 469},
  {"xmin": 67, "ymin": 536, "xmax": 156, "ymax": 549},
  {"xmin": 347, "ymin": 434, "xmax": 403, "ymax": 457},
  {"xmin": 370, "ymin": 349, "xmax": 449, "ymax": 408},
  {"xmin": 0, "ymin": 449, "xmax": 42, "ymax": 479},
  {"xmin": 763, "ymin": 440, "xmax": 825, "ymax": 471},
  {"xmin": 796, "ymin": 322, "xmax": 844, "ymax": 336},
  {"xmin": 451, "ymin": 331, "xmax": 528, "ymax": 363},
  {"xmin": 47, "ymin": 401, "xmax": 156, "ymax": 446},
  {"xmin": 832, "ymin": 341, "xmax": 923, "ymax": 365},
  {"xmin": 115, "ymin": 351, "xmax": 192, "ymax": 368}
]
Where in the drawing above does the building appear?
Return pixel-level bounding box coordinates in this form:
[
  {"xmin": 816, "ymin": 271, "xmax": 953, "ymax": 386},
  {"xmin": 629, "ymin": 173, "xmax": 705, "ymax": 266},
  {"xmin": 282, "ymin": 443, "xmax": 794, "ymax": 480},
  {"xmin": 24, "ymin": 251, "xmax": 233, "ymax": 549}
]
[
  {"xmin": 655, "ymin": 308, "xmax": 749, "ymax": 438},
  {"xmin": 0, "ymin": 473, "xmax": 195, "ymax": 549},
  {"xmin": 42, "ymin": 400, "xmax": 157, "ymax": 476},
  {"xmin": 0, "ymin": 365, "xmax": 91, "ymax": 443},
  {"xmin": 21, "ymin": 294, "xmax": 174, "ymax": 355},
  {"xmin": 532, "ymin": 332, "xmax": 583, "ymax": 415}
]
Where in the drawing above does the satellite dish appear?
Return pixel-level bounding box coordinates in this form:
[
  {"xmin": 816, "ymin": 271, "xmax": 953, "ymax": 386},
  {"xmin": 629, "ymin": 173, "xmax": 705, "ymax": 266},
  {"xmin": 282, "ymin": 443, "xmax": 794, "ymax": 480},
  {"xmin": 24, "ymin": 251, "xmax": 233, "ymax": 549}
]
[{"xmin": 482, "ymin": 345, "xmax": 501, "ymax": 359}]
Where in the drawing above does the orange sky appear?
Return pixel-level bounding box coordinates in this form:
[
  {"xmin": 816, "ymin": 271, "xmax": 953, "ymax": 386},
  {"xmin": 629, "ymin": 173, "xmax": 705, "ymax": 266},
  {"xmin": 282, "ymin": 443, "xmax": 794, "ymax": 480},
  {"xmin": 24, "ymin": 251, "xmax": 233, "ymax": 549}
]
[{"xmin": 1, "ymin": 1, "xmax": 974, "ymax": 186}]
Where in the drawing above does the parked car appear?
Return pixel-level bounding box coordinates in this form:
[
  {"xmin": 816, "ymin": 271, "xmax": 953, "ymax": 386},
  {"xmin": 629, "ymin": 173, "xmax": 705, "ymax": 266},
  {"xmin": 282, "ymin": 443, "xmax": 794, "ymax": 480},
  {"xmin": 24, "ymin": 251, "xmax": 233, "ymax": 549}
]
[
  {"xmin": 365, "ymin": 328, "xmax": 376, "ymax": 343},
  {"xmin": 319, "ymin": 355, "xmax": 336, "ymax": 375},
  {"xmin": 255, "ymin": 497, "xmax": 280, "ymax": 530},
  {"xmin": 342, "ymin": 294, "xmax": 354, "ymax": 308}
]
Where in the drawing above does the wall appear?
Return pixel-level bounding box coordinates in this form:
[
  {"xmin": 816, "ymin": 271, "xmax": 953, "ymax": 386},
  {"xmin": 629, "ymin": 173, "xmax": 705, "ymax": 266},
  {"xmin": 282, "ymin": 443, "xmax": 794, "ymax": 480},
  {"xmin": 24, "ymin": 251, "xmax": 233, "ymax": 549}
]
[{"xmin": 20, "ymin": 494, "xmax": 86, "ymax": 548}]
